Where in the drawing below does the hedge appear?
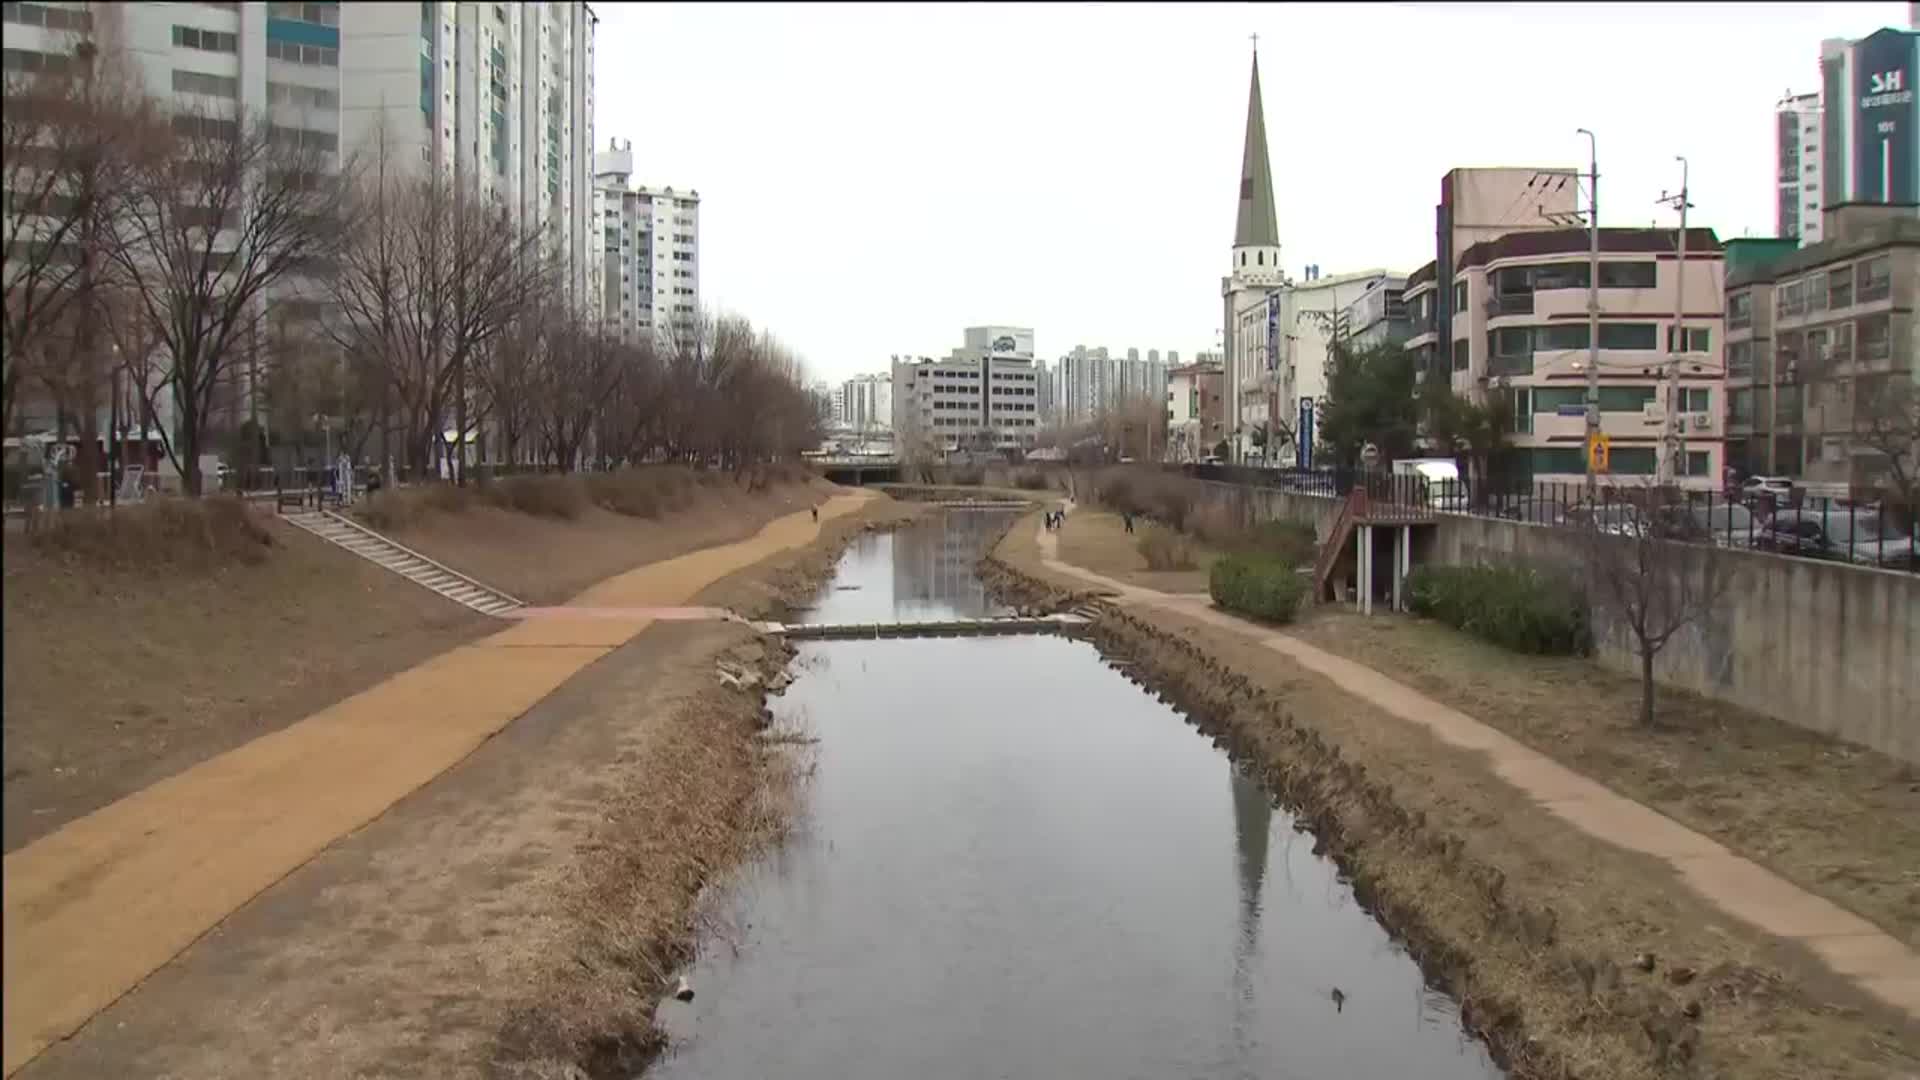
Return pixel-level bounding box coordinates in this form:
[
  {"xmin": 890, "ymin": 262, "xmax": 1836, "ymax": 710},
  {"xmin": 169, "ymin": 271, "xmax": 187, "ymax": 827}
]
[
  {"xmin": 1405, "ymin": 564, "xmax": 1590, "ymax": 656},
  {"xmin": 1209, "ymin": 553, "xmax": 1308, "ymax": 624}
]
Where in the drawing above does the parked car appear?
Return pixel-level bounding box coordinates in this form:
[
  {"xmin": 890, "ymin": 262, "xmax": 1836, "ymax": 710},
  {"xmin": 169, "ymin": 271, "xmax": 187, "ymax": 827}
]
[
  {"xmin": 1757, "ymin": 509, "xmax": 1917, "ymax": 568},
  {"xmin": 1741, "ymin": 475, "xmax": 1794, "ymax": 499}
]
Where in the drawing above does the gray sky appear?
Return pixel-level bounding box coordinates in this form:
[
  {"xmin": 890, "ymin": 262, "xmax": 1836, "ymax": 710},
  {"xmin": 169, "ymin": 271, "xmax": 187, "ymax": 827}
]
[{"xmin": 593, "ymin": 2, "xmax": 1911, "ymax": 383}]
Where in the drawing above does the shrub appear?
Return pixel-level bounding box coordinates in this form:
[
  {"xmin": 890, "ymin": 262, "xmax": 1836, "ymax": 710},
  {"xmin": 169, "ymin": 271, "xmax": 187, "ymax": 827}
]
[
  {"xmin": 585, "ymin": 471, "xmax": 667, "ymax": 518},
  {"xmin": 1013, "ymin": 469, "xmax": 1050, "ymax": 491},
  {"xmin": 1136, "ymin": 524, "xmax": 1196, "ymax": 571},
  {"xmin": 486, "ymin": 475, "xmax": 588, "ymax": 519},
  {"xmin": 1209, "ymin": 553, "xmax": 1308, "ymax": 624},
  {"xmin": 31, "ymin": 495, "xmax": 276, "ymax": 569},
  {"xmin": 1406, "ymin": 564, "xmax": 1590, "ymax": 655},
  {"xmin": 1238, "ymin": 519, "xmax": 1318, "ymax": 564},
  {"xmin": 948, "ymin": 465, "xmax": 986, "ymax": 487}
]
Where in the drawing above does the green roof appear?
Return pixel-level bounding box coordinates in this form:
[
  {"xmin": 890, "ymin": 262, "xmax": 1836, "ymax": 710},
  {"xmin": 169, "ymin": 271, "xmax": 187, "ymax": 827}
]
[{"xmin": 1234, "ymin": 51, "xmax": 1279, "ymax": 249}]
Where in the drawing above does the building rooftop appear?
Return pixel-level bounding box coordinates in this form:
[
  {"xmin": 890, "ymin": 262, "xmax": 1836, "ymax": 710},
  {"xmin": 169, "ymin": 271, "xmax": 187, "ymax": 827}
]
[
  {"xmin": 1726, "ymin": 207, "xmax": 1920, "ymax": 288},
  {"xmin": 1454, "ymin": 227, "xmax": 1723, "ymax": 272}
]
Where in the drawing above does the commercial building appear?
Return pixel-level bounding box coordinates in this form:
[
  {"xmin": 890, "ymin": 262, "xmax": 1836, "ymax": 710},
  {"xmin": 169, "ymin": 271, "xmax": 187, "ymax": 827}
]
[
  {"xmin": 1819, "ymin": 28, "xmax": 1919, "ymax": 208},
  {"xmin": 1229, "ymin": 267, "xmax": 1400, "ymax": 464},
  {"xmin": 891, "ymin": 328, "xmax": 1043, "ymax": 456},
  {"xmin": 1338, "ymin": 276, "xmax": 1412, "ymax": 348},
  {"xmin": 593, "ymin": 139, "xmax": 699, "ymax": 344},
  {"xmin": 1165, "ymin": 361, "xmax": 1226, "ymax": 463},
  {"xmin": 1777, "ymin": 91, "xmax": 1826, "ymax": 244},
  {"xmin": 1723, "ymin": 203, "xmax": 1916, "ymax": 491},
  {"xmin": 1444, "ymin": 226, "xmax": 1729, "ymax": 489}
]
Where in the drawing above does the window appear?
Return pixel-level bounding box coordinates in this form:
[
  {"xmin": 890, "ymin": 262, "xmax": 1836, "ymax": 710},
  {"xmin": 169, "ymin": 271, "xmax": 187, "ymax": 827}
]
[
  {"xmin": 1679, "ymin": 451, "xmax": 1712, "ymax": 478},
  {"xmin": 266, "ymin": 2, "xmax": 340, "ymax": 26},
  {"xmin": 3, "ymin": 47, "xmax": 70, "ymax": 74},
  {"xmin": 1598, "ymin": 386, "xmax": 1656, "ymax": 412},
  {"xmin": 171, "ymin": 114, "xmax": 239, "ymax": 141},
  {"xmin": 173, "ymin": 25, "xmax": 238, "ymax": 52},
  {"xmin": 266, "ymin": 39, "xmax": 338, "ymax": 65},
  {"xmin": 173, "ymin": 69, "xmax": 238, "ymax": 97},
  {"xmin": 1531, "ymin": 262, "xmax": 1588, "ymax": 291},
  {"xmin": 1729, "ymin": 387, "xmax": 1755, "ymax": 425},
  {"xmin": 1536, "ymin": 324, "xmax": 1588, "ymax": 352},
  {"xmin": 268, "ymin": 125, "xmax": 337, "ymax": 153},
  {"xmin": 269, "ymin": 82, "xmax": 340, "ymax": 108},
  {"xmin": 1531, "ymin": 387, "xmax": 1586, "ymax": 413},
  {"xmin": 1609, "ymin": 447, "xmax": 1657, "ymax": 475},
  {"xmin": 1598, "ymin": 261, "xmax": 1656, "ymax": 289},
  {"xmin": 1858, "ymin": 313, "xmax": 1891, "ymax": 362},
  {"xmin": 1827, "ymin": 265, "xmax": 1852, "ymax": 309},
  {"xmin": 1487, "ymin": 328, "xmax": 1532, "ymax": 375},
  {"xmin": 1727, "ymin": 291, "xmax": 1752, "ymax": 330},
  {"xmin": 1597, "ymin": 322, "xmax": 1658, "ymax": 350},
  {"xmin": 1451, "ymin": 337, "xmax": 1468, "ymax": 372},
  {"xmin": 1530, "ymin": 447, "xmax": 1585, "ymax": 475},
  {"xmin": 1727, "ymin": 340, "xmax": 1754, "ymax": 378},
  {"xmin": 1777, "ymin": 278, "xmax": 1807, "ymax": 317},
  {"xmin": 1806, "ymin": 271, "xmax": 1828, "ymax": 313},
  {"xmin": 1452, "ymin": 280, "xmax": 1467, "ymax": 315},
  {"xmin": 1665, "ymin": 326, "xmax": 1710, "ymax": 353},
  {"xmin": 5, "ymin": 2, "xmax": 92, "ymax": 31},
  {"xmin": 1855, "ymin": 255, "xmax": 1890, "ymax": 302},
  {"xmin": 1680, "ymin": 387, "xmax": 1710, "ymax": 413}
]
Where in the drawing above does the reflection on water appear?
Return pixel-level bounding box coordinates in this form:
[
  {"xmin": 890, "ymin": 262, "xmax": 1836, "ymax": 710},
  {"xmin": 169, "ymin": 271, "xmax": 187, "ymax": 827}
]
[
  {"xmin": 651, "ymin": 635, "xmax": 1502, "ymax": 1079},
  {"xmin": 799, "ymin": 509, "xmax": 1018, "ymax": 625}
]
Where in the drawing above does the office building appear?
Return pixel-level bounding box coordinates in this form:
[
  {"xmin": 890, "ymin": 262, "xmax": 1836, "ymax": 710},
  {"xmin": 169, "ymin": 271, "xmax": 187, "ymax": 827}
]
[
  {"xmin": 1819, "ymin": 28, "xmax": 1918, "ymax": 208},
  {"xmin": 892, "ymin": 328, "xmax": 1042, "ymax": 456},
  {"xmin": 594, "ymin": 139, "xmax": 699, "ymax": 344},
  {"xmin": 1443, "ymin": 226, "xmax": 1728, "ymax": 489},
  {"xmin": 1723, "ymin": 203, "xmax": 1914, "ymax": 491},
  {"xmin": 1777, "ymin": 91, "xmax": 1826, "ymax": 244}
]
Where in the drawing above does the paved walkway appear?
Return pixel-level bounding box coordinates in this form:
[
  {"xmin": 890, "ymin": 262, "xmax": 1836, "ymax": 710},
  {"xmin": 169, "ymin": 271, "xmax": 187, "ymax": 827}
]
[
  {"xmin": 0, "ymin": 491, "xmax": 874, "ymax": 1077},
  {"xmin": 1032, "ymin": 507, "xmax": 1920, "ymax": 1022}
]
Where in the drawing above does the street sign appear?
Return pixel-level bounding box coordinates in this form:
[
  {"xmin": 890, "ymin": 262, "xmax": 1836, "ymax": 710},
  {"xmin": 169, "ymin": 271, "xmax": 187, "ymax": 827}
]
[
  {"xmin": 1588, "ymin": 432, "xmax": 1611, "ymax": 473},
  {"xmin": 1297, "ymin": 397, "xmax": 1314, "ymax": 469}
]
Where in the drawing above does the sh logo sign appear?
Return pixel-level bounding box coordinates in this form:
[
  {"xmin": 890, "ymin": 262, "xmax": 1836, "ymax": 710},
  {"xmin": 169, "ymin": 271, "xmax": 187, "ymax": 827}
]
[{"xmin": 1869, "ymin": 69, "xmax": 1904, "ymax": 94}]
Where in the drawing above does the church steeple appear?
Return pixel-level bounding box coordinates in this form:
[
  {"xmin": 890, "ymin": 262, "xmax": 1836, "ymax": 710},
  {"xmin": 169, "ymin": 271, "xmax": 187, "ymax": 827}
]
[
  {"xmin": 1231, "ymin": 44, "xmax": 1281, "ymax": 285},
  {"xmin": 1235, "ymin": 46, "xmax": 1279, "ymax": 249}
]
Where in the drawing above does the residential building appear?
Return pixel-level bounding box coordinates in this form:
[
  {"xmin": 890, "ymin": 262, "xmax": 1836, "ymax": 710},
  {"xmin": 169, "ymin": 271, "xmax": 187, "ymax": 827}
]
[
  {"xmin": 594, "ymin": 139, "xmax": 699, "ymax": 344},
  {"xmin": 1049, "ymin": 345, "xmax": 1167, "ymax": 425},
  {"xmin": 891, "ymin": 329, "xmax": 1042, "ymax": 456},
  {"xmin": 1447, "ymin": 227, "xmax": 1729, "ymax": 490},
  {"xmin": 835, "ymin": 373, "xmax": 893, "ymax": 434},
  {"xmin": 1229, "ymin": 268, "xmax": 1396, "ymax": 464},
  {"xmin": 1405, "ymin": 167, "xmax": 1581, "ymax": 391},
  {"xmin": 1723, "ymin": 203, "xmax": 1916, "ymax": 491},
  {"xmin": 1777, "ymin": 91, "xmax": 1826, "ymax": 244},
  {"xmin": 1339, "ymin": 275, "xmax": 1412, "ymax": 348},
  {"xmin": 1166, "ymin": 362, "xmax": 1226, "ymax": 463},
  {"xmin": 1819, "ymin": 28, "xmax": 1918, "ymax": 208}
]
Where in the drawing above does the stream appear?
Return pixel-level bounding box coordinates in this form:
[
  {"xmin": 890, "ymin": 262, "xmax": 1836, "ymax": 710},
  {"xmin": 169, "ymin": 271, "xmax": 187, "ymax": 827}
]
[{"xmin": 651, "ymin": 509, "xmax": 1503, "ymax": 1079}]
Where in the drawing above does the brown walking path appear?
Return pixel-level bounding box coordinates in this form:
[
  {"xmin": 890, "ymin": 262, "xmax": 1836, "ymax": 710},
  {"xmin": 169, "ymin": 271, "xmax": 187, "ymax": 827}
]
[
  {"xmin": 0, "ymin": 490, "xmax": 874, "ymax": 1077},
  {"xmin": 1034, "ymin": 505, "xmax": 1920, "ymax": 1022}
]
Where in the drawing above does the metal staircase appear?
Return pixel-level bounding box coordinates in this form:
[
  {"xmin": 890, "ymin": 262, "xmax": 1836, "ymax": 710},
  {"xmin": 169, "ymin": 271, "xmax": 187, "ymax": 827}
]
[
  {"xmin": 280, "ymin": 509, "xmax": 525, "ymax": 618},
  {"xmin": 1312, "ymin": 490, "xmax": 1361, "ymax": 603}
]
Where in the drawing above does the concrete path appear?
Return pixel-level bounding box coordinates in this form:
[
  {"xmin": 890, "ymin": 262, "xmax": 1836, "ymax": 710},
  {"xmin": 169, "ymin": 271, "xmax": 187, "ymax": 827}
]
[
  {"xmin": 0, "ymin": 491, "xmax": 873, "ymax": 1077},
  {"xmin": 1031, "ymin": 512, "xmax": 1920, "ymax": 1022}
]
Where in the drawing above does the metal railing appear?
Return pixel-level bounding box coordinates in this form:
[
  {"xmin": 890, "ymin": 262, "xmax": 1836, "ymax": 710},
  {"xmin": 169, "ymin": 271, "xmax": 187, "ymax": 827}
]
[{"xmin": 1173, "ymin": 462, "xmax": 1918, "ymax": 573}]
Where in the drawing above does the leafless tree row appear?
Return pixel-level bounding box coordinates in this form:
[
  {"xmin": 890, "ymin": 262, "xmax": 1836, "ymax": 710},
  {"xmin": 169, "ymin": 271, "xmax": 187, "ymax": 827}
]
[{"xmin": 4, "ymin": 42, "xmax": 819, "ymax": 498}]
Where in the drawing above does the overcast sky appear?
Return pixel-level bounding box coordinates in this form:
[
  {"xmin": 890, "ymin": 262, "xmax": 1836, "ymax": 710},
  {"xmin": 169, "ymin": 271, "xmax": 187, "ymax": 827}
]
[{"xmin": 593, "ymin": 2, "xmax": 1912, "ymax": 384}]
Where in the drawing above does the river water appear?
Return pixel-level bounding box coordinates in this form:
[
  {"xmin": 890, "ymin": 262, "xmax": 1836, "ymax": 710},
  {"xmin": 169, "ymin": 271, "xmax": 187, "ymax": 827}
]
[{"xmin": 651, "ymin": 510, "xmax": 1503, "ymax": 1079}]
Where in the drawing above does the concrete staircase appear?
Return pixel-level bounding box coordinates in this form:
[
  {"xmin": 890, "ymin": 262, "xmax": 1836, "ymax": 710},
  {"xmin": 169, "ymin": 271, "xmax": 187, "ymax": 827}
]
[{"xmin": 281, "ymin": 509, "xmax": 525, "ymax": 618}]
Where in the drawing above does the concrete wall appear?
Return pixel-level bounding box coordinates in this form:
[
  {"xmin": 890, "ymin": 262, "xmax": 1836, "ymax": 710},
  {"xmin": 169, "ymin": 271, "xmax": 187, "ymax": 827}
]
[{"xmin": 1179, "ymin": 477, "xmax": 1920, "ymax": 762}]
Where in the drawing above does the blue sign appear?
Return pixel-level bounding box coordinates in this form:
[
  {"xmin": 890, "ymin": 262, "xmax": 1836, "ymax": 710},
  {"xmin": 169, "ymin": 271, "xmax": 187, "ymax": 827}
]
[
  {"xmin": 1266, "ymin": 294, "xmax": 1280, "ymax": 371},
  {"xmin": 1555, "ymin": 404, "xmax": 1587, "ymax": 417},
  {"xmin": 1298, "ymin": 397, "xmax": 1314, "ymax": 469},
  {"xmin": 1853, "ymin": 29, "xmax": 1919, "ymax": 204}
]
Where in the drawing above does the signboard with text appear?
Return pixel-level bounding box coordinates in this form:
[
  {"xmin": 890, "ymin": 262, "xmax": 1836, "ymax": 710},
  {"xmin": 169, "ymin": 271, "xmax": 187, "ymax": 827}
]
[
  {"xmin": 1298, "ymin": 397, "xmax": 1314, "ymax": 470},
  {"xmin": 1266, "ymin": 294, "xmax": 1280, "ymax": 372},
  {"xmin": 1853, "ymin": 29, "xmax": 1919, "ymax": 204}
]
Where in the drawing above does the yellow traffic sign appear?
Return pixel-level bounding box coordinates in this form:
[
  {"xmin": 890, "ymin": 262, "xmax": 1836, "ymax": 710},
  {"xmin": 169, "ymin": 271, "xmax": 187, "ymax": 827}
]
[{"xmin": 1588, "ymin": 432, "xmax": 1611, "ymax": 474}]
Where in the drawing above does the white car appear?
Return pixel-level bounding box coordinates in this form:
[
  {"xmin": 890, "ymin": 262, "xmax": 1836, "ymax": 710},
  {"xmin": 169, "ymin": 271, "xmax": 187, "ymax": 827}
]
[{"xmin": 1741, "ymin": 475, "xmax": 1793, "ymax": 499}]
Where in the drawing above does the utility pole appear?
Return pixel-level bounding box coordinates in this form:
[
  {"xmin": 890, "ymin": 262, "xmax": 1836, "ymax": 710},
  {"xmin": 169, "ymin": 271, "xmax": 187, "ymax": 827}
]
[
  {"xmin": 1576, "ymin": 129, "xmax": 1600, "ymax": 505},
  {"xmin": 1657, "ymin": 156, "xmax": 1691, "ymax": 488}
]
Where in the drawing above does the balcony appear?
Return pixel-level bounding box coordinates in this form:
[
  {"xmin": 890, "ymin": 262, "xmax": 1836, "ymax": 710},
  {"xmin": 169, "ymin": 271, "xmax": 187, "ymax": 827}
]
[{"xmin": 1489, "ymin": 292, "xmax": 1533, "ymax": 317}]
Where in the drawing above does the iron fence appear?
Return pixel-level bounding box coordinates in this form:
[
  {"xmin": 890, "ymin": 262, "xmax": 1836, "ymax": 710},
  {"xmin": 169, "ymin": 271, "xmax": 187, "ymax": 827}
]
[{"xmin": 1172, "ymin": 463, "xmax": 1918, "ymax": 574}]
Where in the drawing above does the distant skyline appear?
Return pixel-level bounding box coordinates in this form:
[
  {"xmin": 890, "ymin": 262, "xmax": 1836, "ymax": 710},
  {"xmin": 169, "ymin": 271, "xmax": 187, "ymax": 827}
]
[{"xmin": 593, "ymin": 2, "xmax": 1912, "ymax": 382}]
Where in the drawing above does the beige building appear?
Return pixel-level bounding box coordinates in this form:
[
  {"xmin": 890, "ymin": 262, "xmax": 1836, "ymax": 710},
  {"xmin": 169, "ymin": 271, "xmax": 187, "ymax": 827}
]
[
  {"xmin": 1724, "ymin": 203, "xmax": 1918, "ymax": 492},
  {"xmin": 1446, "ymin": 227, "xmax": 1729, "ymax": 489}
]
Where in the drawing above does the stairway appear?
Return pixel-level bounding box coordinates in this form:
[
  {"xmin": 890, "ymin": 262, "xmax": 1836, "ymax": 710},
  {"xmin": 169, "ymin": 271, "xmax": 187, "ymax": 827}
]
[
  {"xmin": 1312, "ymin": 489, "xmax": 1361, "ymax": 604},
  {"xmin": 280, "ymin": 509, "xmax": 525, "ymax": 618}
]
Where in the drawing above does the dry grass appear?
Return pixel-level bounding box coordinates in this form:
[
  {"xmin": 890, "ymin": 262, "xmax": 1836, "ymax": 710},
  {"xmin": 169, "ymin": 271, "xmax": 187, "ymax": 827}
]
[
  {"xmin": 22, "ymin": 496, "xmax": 277, "ymax": 570},
  {"xmin": 1057, "ymin": 509, "xmax": 1216, "ymax": 594},
  {"xmin": 1, "ymin": 516, "xmax": 489, "ymax": 852},
  {"xmin": 988, "ymin": 517, "xmax": 1920, "ymax": 1080},
  {"xmin": 1291, "ymin": 609, "xmax": 1920, "ymax": 949},
  {"xmin": 1135, "ymin": 523, "xmax": 1196, "ymax": 571}
]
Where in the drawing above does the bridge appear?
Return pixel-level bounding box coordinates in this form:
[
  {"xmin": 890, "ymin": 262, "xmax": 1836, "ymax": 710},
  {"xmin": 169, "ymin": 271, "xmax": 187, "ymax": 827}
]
[{"xmin": 808, "ymin": 454, "xmax": 902, "ymax": 485}]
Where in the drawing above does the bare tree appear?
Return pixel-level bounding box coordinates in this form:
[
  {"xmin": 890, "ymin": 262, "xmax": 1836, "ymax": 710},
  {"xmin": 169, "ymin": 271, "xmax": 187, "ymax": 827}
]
[
  {"xmin": 1853, "ymin": 374, "xmax": 1919, "ymax": 516},
  {"xmin": 327, "ymin": 129, "xmax": 554, "ymax": 481},
  {"xmin": 1568, "ymin": 484, "xmax": 1733, "ymax": 727},
  {"xmin": 528, "ymin": 309, "xmax": 622, "ymax": 471},
  {"xmin": 1, "ymin": 39, "xmax": 150, "ymax": 459},
  {"xmin": 104, "ymin": 98, "xmax": 346, "ymax": 494}
]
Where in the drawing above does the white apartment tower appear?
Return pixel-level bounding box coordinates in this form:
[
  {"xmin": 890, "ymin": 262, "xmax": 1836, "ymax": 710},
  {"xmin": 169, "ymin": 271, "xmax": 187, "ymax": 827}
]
[
  {"xmin": 1776, "ymin": 91, "xmax": 1824, "ymax": 245},
  {"xmin": 594, "ymin": 139, "xmax": 701, "ymax": 345},
  {"xmin": 338, "ymin": 1, "xmax": 600, "ymax": 307}
]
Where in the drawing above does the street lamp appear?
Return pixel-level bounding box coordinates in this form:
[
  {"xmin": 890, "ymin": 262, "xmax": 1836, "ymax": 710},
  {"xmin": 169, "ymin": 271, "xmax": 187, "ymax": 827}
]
[{"xmin": 1576, "ymin": 128, "xmax": 1600, "ymax": 504}]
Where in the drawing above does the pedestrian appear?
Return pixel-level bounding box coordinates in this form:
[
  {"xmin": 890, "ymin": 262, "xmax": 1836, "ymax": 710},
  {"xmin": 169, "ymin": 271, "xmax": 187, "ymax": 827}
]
[
  {"xmin": 1123, "ymin": 511, "xmax": 1135, "ymax": 535},
  {"xmin": 811, "ymin": 506, "xmax": 819, "ymax": 523}
]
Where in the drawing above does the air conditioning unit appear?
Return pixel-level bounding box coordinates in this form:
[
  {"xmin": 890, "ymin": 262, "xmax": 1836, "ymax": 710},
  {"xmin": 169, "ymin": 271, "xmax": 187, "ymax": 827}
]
[
  {"xmin": 1688, "ymin": 413, "xmax": 1712, "ymax": 430},
  {"xmin": 1642, "ymin": 403, "xmax": 1665, "ymax": 424}
]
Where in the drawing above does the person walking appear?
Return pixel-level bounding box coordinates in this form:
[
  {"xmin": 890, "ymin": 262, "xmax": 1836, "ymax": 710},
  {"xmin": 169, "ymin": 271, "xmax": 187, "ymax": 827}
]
[
  {"xmin": 1122, "ymin": 511, "xmax": 1135, "ymax": 535},
  {"xmin": 811, "ymin": 506, "xmax": 819, "ymax": 523}
]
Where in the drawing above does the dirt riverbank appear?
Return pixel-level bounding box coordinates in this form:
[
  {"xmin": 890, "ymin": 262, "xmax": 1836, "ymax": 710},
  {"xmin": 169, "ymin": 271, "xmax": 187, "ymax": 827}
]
[
  {"xmin": 12, "ymin": 491, "xmax": 919, "ymax": 1080},
  {"xmin": 984, "ymin": 511, "xmax": 1920, "ymax": 1080}
]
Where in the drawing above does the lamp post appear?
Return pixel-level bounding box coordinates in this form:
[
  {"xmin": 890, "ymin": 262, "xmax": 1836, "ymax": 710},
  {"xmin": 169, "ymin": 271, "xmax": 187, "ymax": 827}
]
[{"xmin": 1576, "ymin": 128, "xmax": 1600, "ymax": 505}]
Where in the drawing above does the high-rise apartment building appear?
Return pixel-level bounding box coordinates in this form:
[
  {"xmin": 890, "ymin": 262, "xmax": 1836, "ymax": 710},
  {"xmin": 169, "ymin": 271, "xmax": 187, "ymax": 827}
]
[
  {"xmin": 1049, "ymin": 346, "xmax": 1168, "ymax": 425},
  {"xmin": 339, "ymin": 1, "xmax": 600, "ymax": 307},
  {"xmin": 593, "ymin": 139, "xmax": 700, "ymax": 344},
  {"xmin": 1819, "ymin": 28, "xmax": 1918, "ymax": 209},
  {"xmin": 1777, "ymin": 91, "xmax": 1825, "ymax": 244}
]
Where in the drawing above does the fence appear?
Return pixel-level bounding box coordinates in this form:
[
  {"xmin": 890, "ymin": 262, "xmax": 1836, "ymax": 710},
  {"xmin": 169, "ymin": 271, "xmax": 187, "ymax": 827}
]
[{"xmin": 1172, "ymin": 463, "xmax": 1918, "ymax": 574}]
